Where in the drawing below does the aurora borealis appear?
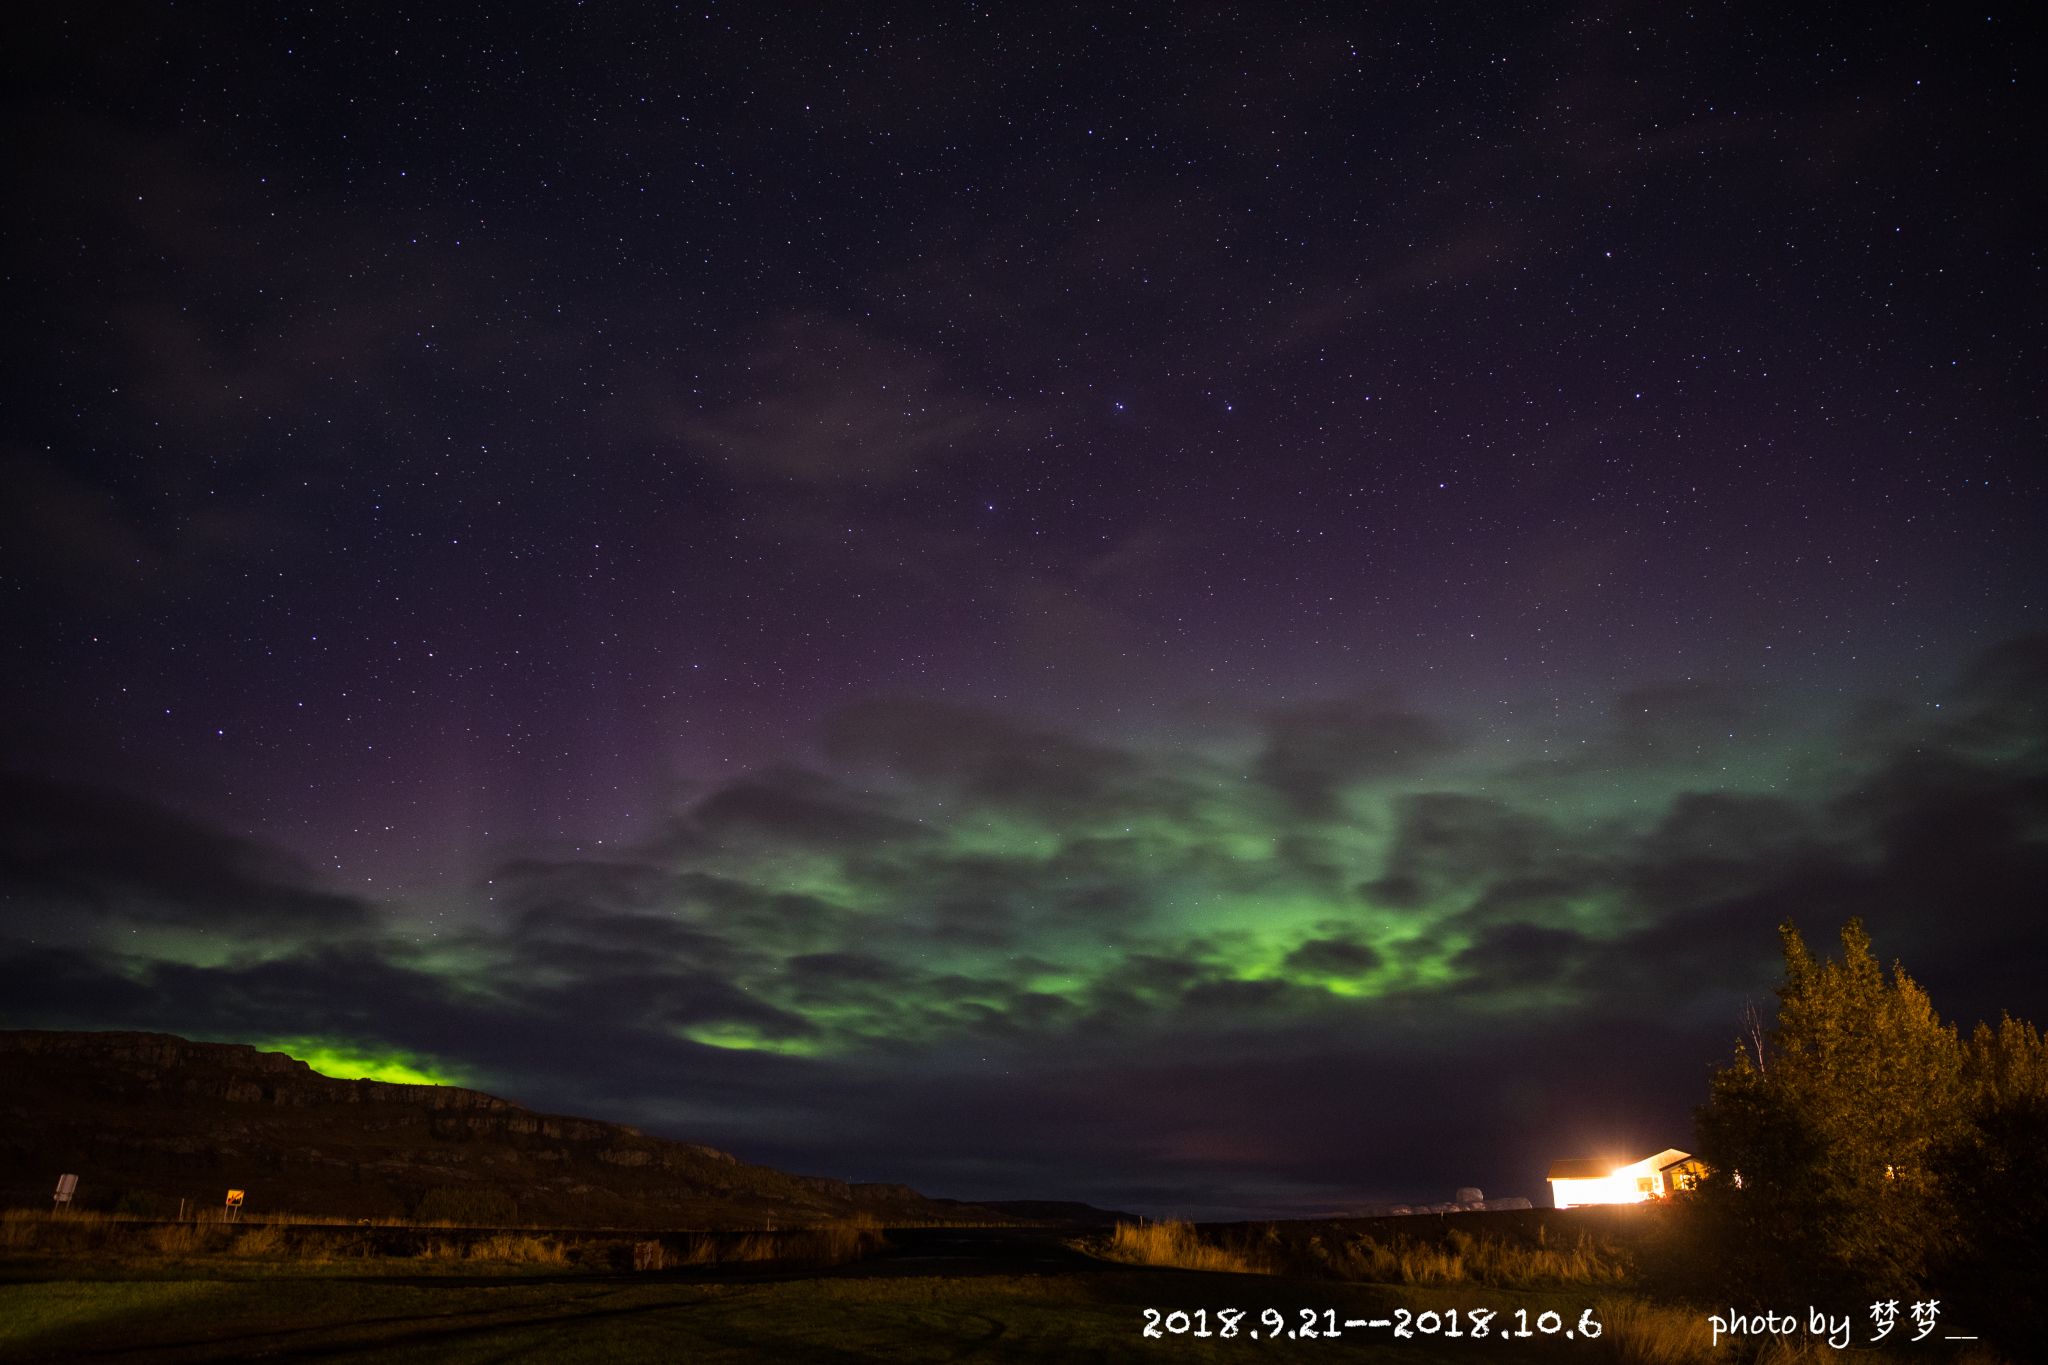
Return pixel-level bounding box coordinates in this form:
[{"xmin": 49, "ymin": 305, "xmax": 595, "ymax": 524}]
[{"xmin": 2, "ymin": 3, "xmax": 2040, "ymax": 1218}]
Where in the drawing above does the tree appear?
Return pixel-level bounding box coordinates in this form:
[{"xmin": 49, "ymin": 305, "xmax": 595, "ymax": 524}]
[
  {"xmin": 1930, "ymin": 1013, "xmax": 2048, "ymax": 1351},
  {"xmin": 1684, "ymin": 920, "xmax": 2047, "ymax": 1354},
  {"xmin": 1691, "ymin": 919, "xmax": 1965, "ymax": 1298}
]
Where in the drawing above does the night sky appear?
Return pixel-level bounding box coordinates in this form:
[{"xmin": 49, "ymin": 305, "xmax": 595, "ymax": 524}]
[{"xmin": 3, "ymin": 2, "xmax": 2041, "ymax": 1219}]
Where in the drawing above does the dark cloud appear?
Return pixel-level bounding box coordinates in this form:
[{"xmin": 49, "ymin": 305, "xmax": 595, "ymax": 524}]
[
  {"xmin": 1358, "ymin": 874, "xmax": 1425, "ymax": 909},
  {"xmin": 1640, "ymin": 791, "xmax": 1820, "ymax": 868},
  {"xmin": 1630, "ymin": 793, "xmax": 1829, "ymax": 915},
  {"xmin": 1946, "ymin": 634, "xmax": 2048, "ymax": 754},
  {"xmin": 1256, "ymin": 698, "xmax": 1457, "ymax": 813},
  {"xmin": 786, "ymin": 951, "xmax": 900, "ymax": 986},
  {"xmin": 1601, "ymin": 682, "xmax": 1757, "ymax": 767},
  {"xmin": 0, "ymin": 772, "xmax": 369, "ymax": 934},
  {"xmin": 569, "ymin": 968, "xmax": 818, "ymax": 1042},
  {"xmin": 510, "ymin": 910, "xmax": 740, "ymax": 978},
  {"xmin": 1182, "ymin": 976, "xmax": 1293, "ymax": 1015},
  {"xmin": 1372, "ymin": 793, "xmax": 1555, "ymax": 899},
  {"xmin": 1451, "ymin": 922, "xmax": 1594, "ymax": 993},
  {"xmin": 1284, "ymin": 936, "xmax": 1382, "ymax": 979},
  {"xmin": 691, "ymin": 766, "xmax": 928, "ymax": 849},
  {"xmin": 668, "ymin": 872, "xmax": 851, "ymax": 951},
  {"xmin": 494, "ymin": 856, "xmax": 678, "ymax": 921},
  {"xmin": 0, "ymin": 939, "xmax": 459, "ymax": 1050},
  {"xmin": 823, "ymin": 696, "xmax": 1140, "ymax": 815}
]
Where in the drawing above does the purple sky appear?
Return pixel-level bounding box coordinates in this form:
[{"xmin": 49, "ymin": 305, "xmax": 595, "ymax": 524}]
[{"xmin": 3, "ymin": 1, "xmax": 2040, "ymax": 1218}]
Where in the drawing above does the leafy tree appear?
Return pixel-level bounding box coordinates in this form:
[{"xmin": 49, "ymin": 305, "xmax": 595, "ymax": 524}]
[
  {"xmin": 1930, "ymin": 1014, "xmax": 2048, "ymax": 1351},
  {"xmin": 1691, "ymin": 919, "xmax": 1964, "ymax": 1297},
  {"xmin": 1683, "ymin": 920, "xmax": 2047, "ymax": 1355}
]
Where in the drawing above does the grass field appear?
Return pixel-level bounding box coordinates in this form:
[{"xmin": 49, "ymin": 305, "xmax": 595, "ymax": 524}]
[
  {"xmin": 0, "ymin": 1214, "xmax": 2013, "ymax": 1364},
  {"xmin": 0, "ymin": 1264, "xmax": 1717, "ymax": 1363}
]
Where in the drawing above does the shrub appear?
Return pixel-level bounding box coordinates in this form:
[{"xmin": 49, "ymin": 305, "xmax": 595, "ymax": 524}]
[
  {"xmin": 468, "ymin": 1234, "xmax": 565, "ymax": 1264},
  {"xmin": 231, "ymin": 1225, "xmax": 287, "ymax": 1258},
  {"xmin": 150, "ymin": 1223, "xmax": 204, "ymax": 1256}
]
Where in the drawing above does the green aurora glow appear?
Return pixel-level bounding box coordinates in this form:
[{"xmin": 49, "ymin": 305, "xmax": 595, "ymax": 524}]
[
  {"xmin": 256, "ymin": 1040, "xmax": 466, "ymax": 1086},
  {"xmin": 4, "ymin": 645, "xmax": 2040, "ymax": 1225},
  {"xmin": 39, "ymin": 661, "xmax": 2034, "ymax": 1117},
  {"xmin": 468, "ymin": 694, "xmax": 1853, "ymax": 1058}
]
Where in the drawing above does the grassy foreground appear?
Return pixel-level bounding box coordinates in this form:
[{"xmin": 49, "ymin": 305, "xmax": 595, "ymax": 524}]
[
  {"xmin": 0, "ymin": 1212, "xmax": 2017, "ymax": 1364},
  {"xmin": 0, "ymin": 1263, "xmax": 1745, "ymax": 1364},
  {"xmin": 1076, "ymin": 1218, "xmax": 2016, "ymax": 1365}
]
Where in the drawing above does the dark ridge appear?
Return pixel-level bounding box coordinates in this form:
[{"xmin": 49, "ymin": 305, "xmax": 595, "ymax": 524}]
[{"xmin": 0, "ymin": 1030, "xmax": 1018, "ymax": 1229}]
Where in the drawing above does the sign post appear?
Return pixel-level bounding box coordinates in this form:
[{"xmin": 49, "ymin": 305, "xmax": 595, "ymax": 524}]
[
  {"xmin": 53, "ymin": 1174, "xmax": 78, "ymax": 1213},
  {"xmin": 225, "ymin": 1190, "xmax": 244, "ymax": 1223}
]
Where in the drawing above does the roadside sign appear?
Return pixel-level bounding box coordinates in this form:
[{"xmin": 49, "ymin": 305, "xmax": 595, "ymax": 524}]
[
  {"xmin": 225, "ymin": 1190, "xmax": 244, "ymax": 1206},
  {"xmin": 53, "ymin": 1174, "xmax": 77, "ymax": 1206}
]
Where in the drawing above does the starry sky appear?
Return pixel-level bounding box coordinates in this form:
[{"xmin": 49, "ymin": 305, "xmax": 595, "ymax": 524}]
[{"xmin": 3, "ymin": 2, "xmax": 2041, "ymax": 1219}]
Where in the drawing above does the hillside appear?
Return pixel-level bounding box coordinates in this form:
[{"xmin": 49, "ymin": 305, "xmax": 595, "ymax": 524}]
[{"xmin": 0, "ymin": 1030, "xmax": 1017, "ymax": 1228}]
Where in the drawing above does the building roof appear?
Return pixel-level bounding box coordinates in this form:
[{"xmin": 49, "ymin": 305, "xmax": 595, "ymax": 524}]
[{"xmin": 1547, "ymin": 1149, "xmax": 1694, "ymax": 1181}]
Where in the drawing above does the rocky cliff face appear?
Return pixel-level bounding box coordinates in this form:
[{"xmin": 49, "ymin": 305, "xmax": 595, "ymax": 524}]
[
  {"xmin": 5, "ymin": 1030, "xmax": 540, "ymax": 1116},
  {"xmin": 0, "ymin": 1030, "xmax": 969, "ymax": 1228}
]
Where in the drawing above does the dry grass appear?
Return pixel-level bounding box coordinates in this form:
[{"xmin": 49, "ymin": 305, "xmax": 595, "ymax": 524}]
[
  {"xmin": 231, "ymin": 1225, "xmax": 288, "ymax": 1258},
  {"xmin": 2, "ymin": 1209, "xmax": 178, "ymax": 1255},
  {"xmin": 1, "ymin": 1212, "xmax": 47, "ymax": 1250},
  {"xmin": 1590, "ymin": 1295, "xmax": 1727, "ymax": 1364},
  {"xmin": 2, "ymin": 1206, "xmax": 890, "ymax": 1272},
  {"xmin": 148, "ymin": 1224, "xmax": 205, "ymax": 1256},
  {"xmin": 1323, "ymin": 1227, "xmax": 1633, "ymax": 1289},
  {"xmin": 1587, "ymin": 1298, "xmax": 2019, "ymax": 1365},
  {"xmin": 1092, "ymin": 1219, "xmax": 1633, "ymax": 1291},
  {"xmin": 1746, "ymin": 1339, "xmax": 1845, "ymax": 1365},
  {"xmin": 1084, "ymin": 1227, "xmax": 1935, "ymax": 1365},
  {"xmin": 1096, "ymin": 1221, "xmax": 1261, "ymax": 1275},
  {"xmin": 675, "ymin": 1216, "xmax": 890, "ymax": 1268},
  {"xmin": 679, "ymin": 1233, "xmax": 779, "ymax": 1264},
  {"xmin": 5, "ymin": 1207, "xmax": 427, "ymax": 1231},
  {"xmin": 466, "ymin": 1234, "xmax": 568, "ymax": 1264}
]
